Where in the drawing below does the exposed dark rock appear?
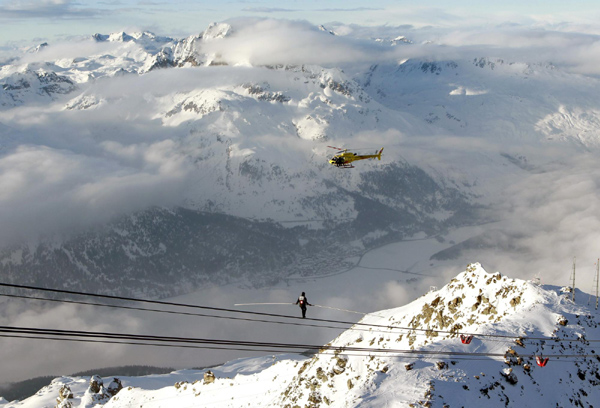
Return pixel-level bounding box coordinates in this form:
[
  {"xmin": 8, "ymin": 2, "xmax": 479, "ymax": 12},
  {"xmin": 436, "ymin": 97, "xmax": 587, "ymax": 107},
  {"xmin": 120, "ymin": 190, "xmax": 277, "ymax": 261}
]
[{"xmin": 203, "ymin": 370, "xmax": 215, "ymax": 385}]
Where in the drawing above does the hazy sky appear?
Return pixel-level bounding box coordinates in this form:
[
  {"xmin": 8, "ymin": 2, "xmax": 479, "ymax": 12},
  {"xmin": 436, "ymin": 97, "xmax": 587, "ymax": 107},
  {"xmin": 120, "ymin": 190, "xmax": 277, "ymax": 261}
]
[{"xmin": 2, "ymin": 0, "xmax": 600, "ymax": 46}]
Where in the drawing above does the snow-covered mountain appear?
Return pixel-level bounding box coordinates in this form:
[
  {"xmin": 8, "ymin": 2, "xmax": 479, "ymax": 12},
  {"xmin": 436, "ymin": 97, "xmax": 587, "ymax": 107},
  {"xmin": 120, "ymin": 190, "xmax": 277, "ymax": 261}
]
[
  {"xmin": 3, "ymin": 264, "xmax": 598, "ymax": 407},
  {"xmin": 1, "ymin": 20, "xmax": 600, "ymax": 298},
  {"xmin": 0, "ymin": 23, "xmax": 479, "ymax": 296},
  {"xmin": 361, "ymin": 57, "xmax": 600, "ymax": 147},
  {"xmin": 1, "ymin": 23, "xmax": 232, "ymax": 100}
]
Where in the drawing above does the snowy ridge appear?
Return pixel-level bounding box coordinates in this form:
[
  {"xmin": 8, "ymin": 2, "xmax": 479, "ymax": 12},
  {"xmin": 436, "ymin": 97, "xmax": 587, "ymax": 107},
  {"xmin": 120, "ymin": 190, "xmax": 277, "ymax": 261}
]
[
  {"xmin": 3, "ymin": 263, "xmax": 599, "ymax": 407},
  {"xmin": 2, "ymin": 21, "xmax": 600, "ymax": 147},
  {"xmin": 0, "ymin": 24, "xmax": 234, "ymax": 106},
  {"xmin": 0, "ymin": 66, "xmax": 76, "ymax": 106}
]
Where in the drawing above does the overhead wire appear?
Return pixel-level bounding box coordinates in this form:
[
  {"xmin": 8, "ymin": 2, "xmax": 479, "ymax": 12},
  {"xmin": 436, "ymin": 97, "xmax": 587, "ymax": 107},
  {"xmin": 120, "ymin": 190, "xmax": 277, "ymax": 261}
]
[
  {"xmin": 0, "ymin": 333, "xmax": 293, "ymax": 354},
  {"xmin": 0, "ymin": 293, "xmax": 352, "ymax": 332},
  {"xmin": 0, "ymin": 325, "xmax": 596, "ymax": 361},
  {"xmin": 0, "ymin": 292, "xmax": 519, "ymax": 347},
  {"xmin": 1, "ymin": 262, "xmax": 595, "ymax": 397},
  {"xmin": 0, "ymin": 292, "xmax": 533, "ymax": 348},
  {"xmin": 2, "ymin": 333, "xmax": 589, "ymax": 366},
  {"xmin": 0, "ymin": 290, "xmax": 528, "ymax": 345},
  {"xmin": 1, "ymin": 282, "xmax": 599, "ymax": 344}
]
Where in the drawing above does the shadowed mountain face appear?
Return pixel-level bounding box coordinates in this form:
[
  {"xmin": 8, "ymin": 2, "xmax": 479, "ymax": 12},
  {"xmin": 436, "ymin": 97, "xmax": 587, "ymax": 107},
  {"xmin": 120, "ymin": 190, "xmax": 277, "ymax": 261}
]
[{"xmin": 0, "ymin": 163, "xmax": 473, "ymax": 297}]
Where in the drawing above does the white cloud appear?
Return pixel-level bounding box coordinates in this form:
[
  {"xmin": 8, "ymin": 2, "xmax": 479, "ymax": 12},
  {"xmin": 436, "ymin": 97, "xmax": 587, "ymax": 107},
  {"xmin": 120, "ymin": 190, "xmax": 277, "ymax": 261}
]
[
  {"xmin": 201, "ymin": 18, "xmax": 385, "ymax": 67},
  {"xmin": 450, "ymin": 154, "xmax": 600, "ymax": 287},
  {"xmin": 18, "ymin": 38, "xmax": 131, "ymax": 64},
  {"xmin": 418, "ymin": 27, "xmax": 600, "ymax": 76},
  {"xmin": 0, "ymin": 0, "xmax": 100, "ymax": 20},
  {"xmin": 188, "ymin": 18, "xmax": 600, "ymax": 77},
  {"xmin": 0, "ymin": 140, "xmax": 194, "ymax": 245}
]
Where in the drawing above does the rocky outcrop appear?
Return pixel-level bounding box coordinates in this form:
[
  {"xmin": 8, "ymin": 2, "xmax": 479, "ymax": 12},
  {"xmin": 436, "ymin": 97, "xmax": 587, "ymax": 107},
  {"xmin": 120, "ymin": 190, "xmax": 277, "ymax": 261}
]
[
  {"xmin": 78, "ymin": 375, "xmax": 123, "ymax": 407},
  {"xmin": 1, "ymin": 69, "xmax": 76, "ymax": 107},
  {"xmin": 203, "ymin": 370, "xmax": 216, "ymax": 385},
  {"xmin": 55, "ymin": 385, "xmax": 73, "ymax": 408}
]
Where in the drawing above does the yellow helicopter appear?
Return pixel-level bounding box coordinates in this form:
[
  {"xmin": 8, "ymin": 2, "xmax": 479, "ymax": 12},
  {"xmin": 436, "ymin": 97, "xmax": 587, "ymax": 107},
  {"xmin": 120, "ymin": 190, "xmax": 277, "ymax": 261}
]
[{"xmin": 328, "ymin": 146, "xmax": 384, "ymax": 168}]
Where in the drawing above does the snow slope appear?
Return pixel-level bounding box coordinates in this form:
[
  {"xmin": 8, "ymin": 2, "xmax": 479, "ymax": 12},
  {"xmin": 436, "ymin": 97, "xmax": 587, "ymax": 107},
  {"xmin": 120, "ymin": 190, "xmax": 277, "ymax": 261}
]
[
  {"xmin": 3, "ymin": 263, "xmax": 598, "ymax": 407},
  {"xmin": 278, "ymin": 263, "xmax": 599, "ymax": 407}
]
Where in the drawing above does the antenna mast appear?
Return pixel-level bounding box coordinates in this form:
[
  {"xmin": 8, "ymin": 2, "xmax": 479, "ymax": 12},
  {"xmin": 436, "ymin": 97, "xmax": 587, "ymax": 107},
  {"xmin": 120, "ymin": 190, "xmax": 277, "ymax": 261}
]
[
  {"xmin": 571, "ymin": 257, "xmax": 576, "ymax": 302},
  {"xmin": 596, "ymin": 259, "xmax": 600, "ymax": 310}
]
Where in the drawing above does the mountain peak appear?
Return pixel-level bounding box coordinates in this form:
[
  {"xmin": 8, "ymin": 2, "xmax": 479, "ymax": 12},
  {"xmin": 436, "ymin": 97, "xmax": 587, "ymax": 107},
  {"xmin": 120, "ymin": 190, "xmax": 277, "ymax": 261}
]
[
  {"xmin": 31, "ymin": 42, "xmax": 49, "ymax": 53},
  {"xmin": 92, "ymin": 31, "xmax": 173, "ymax": 44},
  {"xmin": 277, "ymin": 263, "xmax": 599, "ymax": 407},
  {"xmin": 318, "ymin": 25, "xmax": 336, "ymax": 35},
  {"xmin": 202, "ymin": 22, "xmax": 232, "ymax": 41},
  {"xmin": 108, "ymin": 31, "xmax": 134, "ymax": 42},
  {"xmin": 335, "ymin": 262, "xmax": 550, "ymax": 352}
]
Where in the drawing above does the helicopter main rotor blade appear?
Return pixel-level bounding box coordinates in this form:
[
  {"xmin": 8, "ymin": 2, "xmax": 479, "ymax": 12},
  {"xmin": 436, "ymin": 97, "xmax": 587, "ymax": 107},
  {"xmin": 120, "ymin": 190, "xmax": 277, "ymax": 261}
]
[{"xmin": 327, "ymin": 145, "xmax": 345, "ymax": 151}]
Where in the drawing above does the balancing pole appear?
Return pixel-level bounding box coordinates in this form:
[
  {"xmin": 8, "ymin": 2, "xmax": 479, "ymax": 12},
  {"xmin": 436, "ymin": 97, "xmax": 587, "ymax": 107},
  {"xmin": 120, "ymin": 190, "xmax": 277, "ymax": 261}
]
[
  {"xmin": 234, "ymin": 303, "xmax": 294, "ymax": 306},
  {"xmin": 311, "ymin": 305, "xmax": 369, "ymax": 316},
  {"xmin": 234, "ymin": 303, "xmax": 371, "ymax": 316}
]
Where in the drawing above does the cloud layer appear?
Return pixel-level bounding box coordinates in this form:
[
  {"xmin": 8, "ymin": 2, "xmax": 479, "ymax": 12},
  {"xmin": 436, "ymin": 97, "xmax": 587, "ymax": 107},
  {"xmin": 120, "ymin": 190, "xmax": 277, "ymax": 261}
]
[
  {"xmin": 186, "ymin": 18, "xmax": 600, "ymax": 77},
  {"xmin": 474, "ymin": 154, "xmax": 600, "ymax": 287},
  {"xmin": 0, "ymin": 117, "xmax": 196, "ymax": 245}
]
